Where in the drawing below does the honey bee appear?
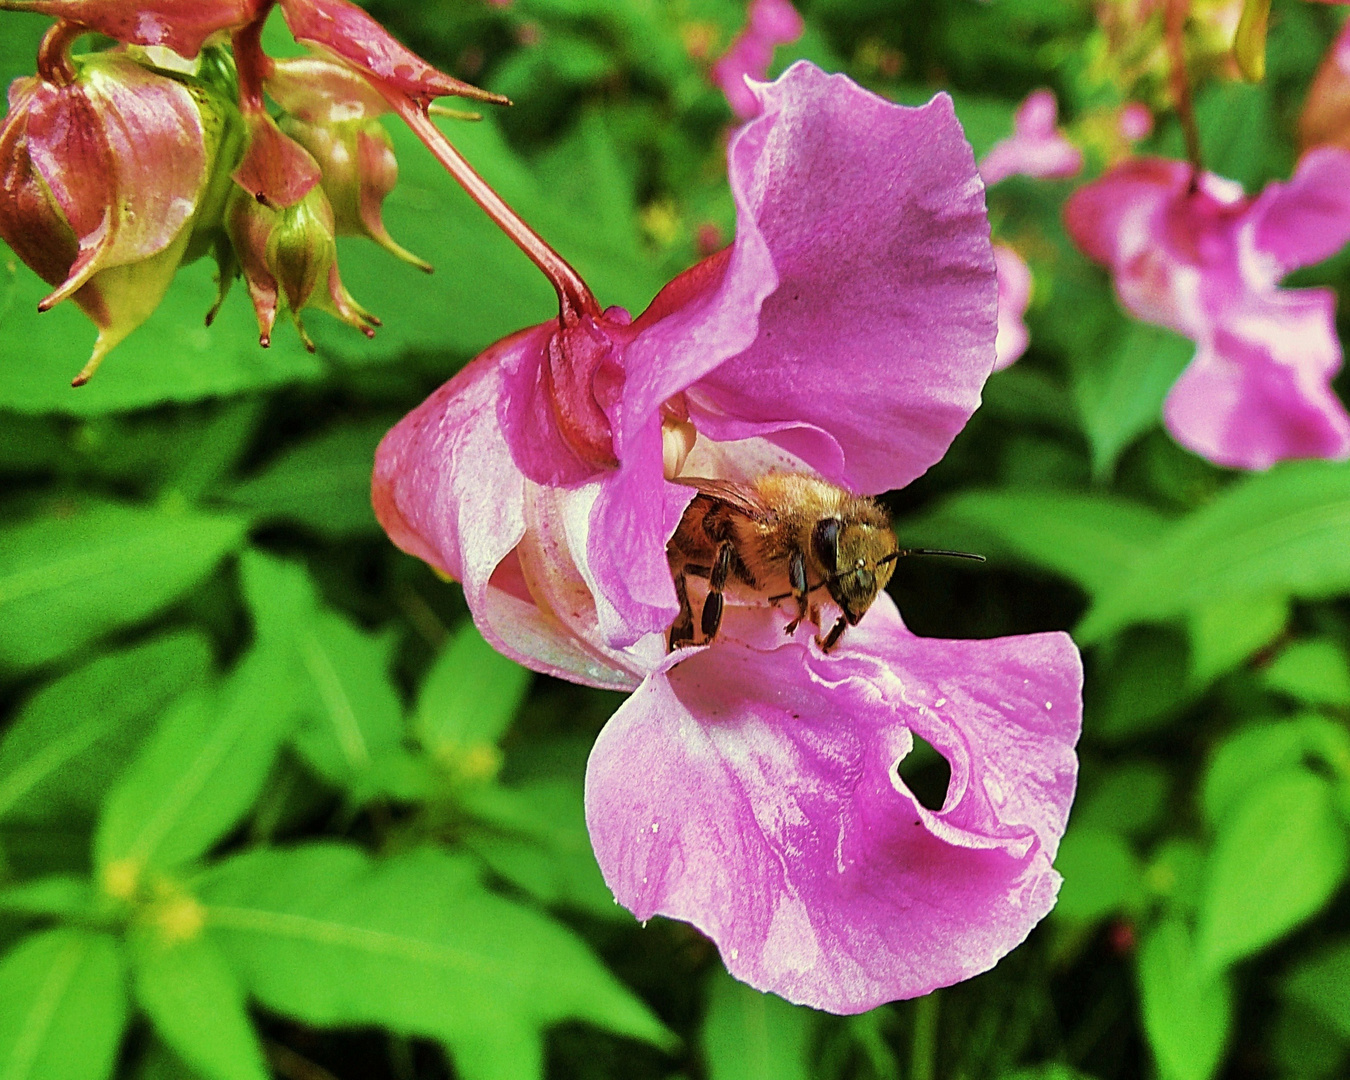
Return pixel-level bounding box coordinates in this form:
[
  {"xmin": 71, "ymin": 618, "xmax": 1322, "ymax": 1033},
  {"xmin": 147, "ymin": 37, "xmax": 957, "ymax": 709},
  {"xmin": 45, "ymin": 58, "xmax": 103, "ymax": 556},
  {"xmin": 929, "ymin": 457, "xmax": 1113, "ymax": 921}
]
[{"xmin": 666, "ymin": 473, "xmax": 983, "ymax": 653}]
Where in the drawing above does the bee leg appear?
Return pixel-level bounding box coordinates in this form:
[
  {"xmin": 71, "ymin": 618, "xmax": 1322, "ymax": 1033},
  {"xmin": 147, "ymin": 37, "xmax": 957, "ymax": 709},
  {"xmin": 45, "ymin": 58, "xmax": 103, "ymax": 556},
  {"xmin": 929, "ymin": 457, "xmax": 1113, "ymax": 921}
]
[
  {"xmin": 783, "ymin": 549, "xmax": 810, "ymax": 635},
  {"xmin": 817, "ymin": 615, "xmax": 847, "ymax": 653},
  {"xmin": 701, "ymin": 541, "xmax": 734, "ymax": 642},
  {"xmin": 669, "ymin": 568, "xmax": 695, "ymax": 650}
]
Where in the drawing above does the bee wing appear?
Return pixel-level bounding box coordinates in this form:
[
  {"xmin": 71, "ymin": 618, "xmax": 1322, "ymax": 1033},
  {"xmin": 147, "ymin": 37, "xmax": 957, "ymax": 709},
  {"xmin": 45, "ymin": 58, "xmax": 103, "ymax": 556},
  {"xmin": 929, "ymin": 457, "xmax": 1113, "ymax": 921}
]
[{"xmin": 672, "ymin": 476, "xmax": 774, "ymax": 522}]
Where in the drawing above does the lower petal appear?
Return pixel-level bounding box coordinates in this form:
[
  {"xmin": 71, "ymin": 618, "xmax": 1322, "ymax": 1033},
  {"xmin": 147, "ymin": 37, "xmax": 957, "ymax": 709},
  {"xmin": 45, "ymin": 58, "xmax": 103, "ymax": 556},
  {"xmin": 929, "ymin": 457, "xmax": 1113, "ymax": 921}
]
[{"xmin": 584, "ymin": 599, "xmax": 1081, "ymax": 1013}]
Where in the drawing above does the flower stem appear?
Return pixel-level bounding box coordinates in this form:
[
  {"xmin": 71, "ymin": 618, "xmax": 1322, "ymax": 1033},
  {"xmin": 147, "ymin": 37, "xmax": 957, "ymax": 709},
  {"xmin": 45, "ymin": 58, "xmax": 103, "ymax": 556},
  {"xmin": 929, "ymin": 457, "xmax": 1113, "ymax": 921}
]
[
  {"xmin": 911, "ymin": 991, "xmax": 940, "ymax": 1080},
  {"xmin": 36, "ymin": 20, "xmax": 82, "ymax": 85},
  {"xmin": 231, "ymin": 10, "xmax": 274, "ymax": 115},
  {"xmin": 389, "ymin": 99, "xmax": 601, "ymax": 324},
  {"xmin": 1165, "ymin": 0, "xmax": 1204, "ymax": 184}
]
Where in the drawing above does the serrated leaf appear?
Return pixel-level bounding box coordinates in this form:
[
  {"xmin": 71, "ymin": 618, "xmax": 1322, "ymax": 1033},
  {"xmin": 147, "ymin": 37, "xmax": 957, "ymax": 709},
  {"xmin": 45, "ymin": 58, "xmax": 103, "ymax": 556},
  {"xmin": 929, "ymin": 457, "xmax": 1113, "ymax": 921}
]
[
  {"xmin": 701, "ymin": 967, "xmax": 815, "ymax": 1080},
  {"xmin": 1197, "ymin": 767, "xmax": 1349, "ymax": 971},
  {"xmin": 223, "ymin": 420, "xmax": 393, "ymax": 537},
  {"xmin": 1283, "ymin": 938, "xmax": 1350, "ymax": 1039},
  {"xmin": 1053, "ymin": 827, "xmax": 1145, "ymax": 922},
  {"xmin": 897, "ymin": 489, "xmax": 1170, "ymax": 597},
  {"xmin": 1069, "ymin": 322, "xmax": 1192, "ymax": 481},
  {"xmin": 130, "ymin": 933, "xmax": 268, "ymax": 1080},
  {"xmin": 1078, "ymin": 461, "xmax": 1350, "ymax": 643},
  {"xmin": 0, "ymin": 928, "xmax": 128, "ymax": 1080},
  {"xmin": 199, "ymin": 843, "xmax": 673, "ymax": 1077},
  {"xmin": 1263, "ymin": 639, "xmax": 1350, "ymax": 708},
  {"xmin": 1138, "ymin": 921, "xmax": 1232, "ymax": 1080},
  {"xmin": 0, "ymin": 632, "xmax": 212, "ymax": 826},
  {"xmin": 95, "ymin": 644, "xmax": 297, "ymax": 881},
  {"xmin": 415, "ymin": 622, "xmax": 531, "ymax": 764},
  {"xmin": 1201, "ymin": 717, "xmax": 1350, "ymax": 829},
  {"xmin": 0, "ymin": 501, "xmax": 246, "ymax": 670}
]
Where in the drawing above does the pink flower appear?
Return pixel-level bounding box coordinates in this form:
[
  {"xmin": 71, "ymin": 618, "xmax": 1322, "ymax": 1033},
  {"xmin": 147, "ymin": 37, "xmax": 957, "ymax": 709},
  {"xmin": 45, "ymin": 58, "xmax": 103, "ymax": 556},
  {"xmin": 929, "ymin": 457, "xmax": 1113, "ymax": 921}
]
[
  {"xmin": 373, "ymin": 62, "xmax": 1081, "ymax": 1011},
  {"xmin": 978, "ymin": 89, "xmax": 1083, "ymax": 186},
  {"xmin": 711, "ymin": 0, "xmax": 804, "ymax": 120},
  {"xmin": 993, "ymin": 244, "xmax": 1032, "ymax": 371},
  {"xmin": 1065, "ymin": 154, "xmax": 1350, "ymax": 469}
]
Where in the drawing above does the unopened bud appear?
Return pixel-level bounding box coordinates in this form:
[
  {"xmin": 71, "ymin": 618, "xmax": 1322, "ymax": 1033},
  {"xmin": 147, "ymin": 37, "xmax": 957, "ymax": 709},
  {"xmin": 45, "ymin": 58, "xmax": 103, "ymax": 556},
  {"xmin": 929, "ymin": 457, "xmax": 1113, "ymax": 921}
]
[
  {"xmin": 0, "ymin": 35, "xmax": 234, "ymax": 383},
  {"xmin": 225, "ymin": 183, "xmax": 379, "ymax": 351},
  {"xmin": 269, "ymin": 56, "xmax": 431, "ymax": 271}
]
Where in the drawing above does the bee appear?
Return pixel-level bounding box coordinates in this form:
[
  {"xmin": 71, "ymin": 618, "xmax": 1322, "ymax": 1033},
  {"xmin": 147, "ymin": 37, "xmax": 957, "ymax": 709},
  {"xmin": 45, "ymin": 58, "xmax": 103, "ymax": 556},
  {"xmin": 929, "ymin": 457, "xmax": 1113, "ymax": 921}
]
[{"xmin": 666, "ymin": 473, "xmax": 983, "ymax": 653}]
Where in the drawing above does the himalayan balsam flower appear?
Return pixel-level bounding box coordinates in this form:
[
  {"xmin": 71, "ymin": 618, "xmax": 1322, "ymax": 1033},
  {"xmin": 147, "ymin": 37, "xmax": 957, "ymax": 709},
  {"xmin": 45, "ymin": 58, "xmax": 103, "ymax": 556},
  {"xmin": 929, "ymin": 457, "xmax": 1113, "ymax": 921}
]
[
  {"xmin": 712, "ymin": 0, "xmax": 804, "ymax": 119},
  {"xmin": 978, "ymin": 89, "xmax": 1083, "ymax": 186},
  {"xmin": 1065, "ymin": 153, "xmax": 1350, "ymax": 470},
  {"xmin": 373, "ymin": 62, "xmax": 1081, "ymax": 1012},
  {"xmin": 993, "ymin": 244, "xmax": 1032, "ymax": 371}
]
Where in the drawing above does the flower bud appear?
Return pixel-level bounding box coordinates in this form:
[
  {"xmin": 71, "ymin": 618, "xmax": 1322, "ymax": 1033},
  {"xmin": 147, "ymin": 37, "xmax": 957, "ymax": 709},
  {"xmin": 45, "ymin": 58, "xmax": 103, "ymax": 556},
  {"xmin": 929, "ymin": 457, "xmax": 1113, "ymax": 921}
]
[
  {"xmin": 225, "ymin": 182, "xmax": 379, "ymax": 351},
  {"xmin": 0, "ymin": 33, "xmax": 235, "ymax": 383},
  {"xmin": 268, "ymin": 56, "xmax": 431, "ymax": 272}
]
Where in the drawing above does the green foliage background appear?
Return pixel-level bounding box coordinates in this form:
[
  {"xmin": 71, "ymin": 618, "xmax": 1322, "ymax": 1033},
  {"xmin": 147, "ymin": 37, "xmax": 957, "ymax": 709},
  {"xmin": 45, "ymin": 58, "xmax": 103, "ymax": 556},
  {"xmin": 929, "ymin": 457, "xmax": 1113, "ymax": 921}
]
[{"xmin": 2, "ymin": 1, "xmax": 1350, "ymax": 1079}]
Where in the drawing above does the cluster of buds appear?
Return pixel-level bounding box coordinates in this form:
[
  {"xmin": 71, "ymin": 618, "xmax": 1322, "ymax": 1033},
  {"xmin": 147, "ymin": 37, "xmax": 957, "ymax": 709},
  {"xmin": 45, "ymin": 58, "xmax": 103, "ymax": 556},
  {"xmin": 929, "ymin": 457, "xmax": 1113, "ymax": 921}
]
[{"xmin": 0, "ymin": 0, "xmax": 503, "ymax": 383}]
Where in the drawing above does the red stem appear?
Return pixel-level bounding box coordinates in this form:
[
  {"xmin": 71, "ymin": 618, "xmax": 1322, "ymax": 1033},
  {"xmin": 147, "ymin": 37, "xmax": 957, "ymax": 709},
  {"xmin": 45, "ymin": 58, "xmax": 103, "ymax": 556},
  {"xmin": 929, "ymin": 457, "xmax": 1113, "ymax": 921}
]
[
  {"xmin": 1164, "ymin": 0, "xmax": 1203, "ymax": 185},
  {"xmin": 389, "ymin": 99, "xmax": 600, "ymax": 325},
  {"xmin": 36, "ymin": 20, "xmax": 83, "ymax": 85},
  {"xmin": 231, "ymin": 10, "xmax": 274, "ymax": 115}
]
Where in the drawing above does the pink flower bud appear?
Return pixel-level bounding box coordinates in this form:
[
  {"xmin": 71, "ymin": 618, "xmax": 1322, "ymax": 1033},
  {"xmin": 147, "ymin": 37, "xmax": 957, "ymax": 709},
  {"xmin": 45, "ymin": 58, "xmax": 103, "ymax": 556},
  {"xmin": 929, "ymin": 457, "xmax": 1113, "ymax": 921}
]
[
  {"xmin": 268, "ymin": 56, "xmax": 431, "ymax": 271},
  {"xmin": 0, "ymin": 31, "xmax": 227, "ymax": 383},
  {"xmin": 225, "ymin": 182, "xmax": 378, "ymax": 351}
]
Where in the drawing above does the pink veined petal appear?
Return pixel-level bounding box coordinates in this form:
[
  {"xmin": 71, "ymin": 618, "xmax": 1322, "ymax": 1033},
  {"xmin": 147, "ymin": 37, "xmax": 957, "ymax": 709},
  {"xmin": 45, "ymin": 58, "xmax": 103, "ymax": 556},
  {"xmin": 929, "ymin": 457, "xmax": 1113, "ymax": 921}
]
[
  {"xmin": 1243, "ymin": 146, "xmax": 1350, "ymax": 284},
  {"xmin": 0, "ymin": 0, "xmax": 262, "ymax": 57},
  {"xmin": 687, "ymin": 63, "xmax": 998, "ymax": 495},
  {"xmin": 371, "ymin": 329, "xmax": 638, "ymax": 690},
  {"xmin": 978, "ymin": 89, "xmax": 1083, "ymax": 186},
  {"xmin": 585, "ymin": 595, "xmax": 1081, "ymax": 1013},
  {"xmin": 1163, "ymin": 290, "xmax": 1350, "ymax": 470},
  {"xmin": 993, "ymin": 244, "xmax": 1032, "ymax": 371}
]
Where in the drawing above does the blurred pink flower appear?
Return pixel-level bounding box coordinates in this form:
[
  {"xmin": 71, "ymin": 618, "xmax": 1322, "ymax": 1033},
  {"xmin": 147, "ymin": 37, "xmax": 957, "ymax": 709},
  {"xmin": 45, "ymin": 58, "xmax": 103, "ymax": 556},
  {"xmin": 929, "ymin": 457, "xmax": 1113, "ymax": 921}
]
[
  {"xmin": 1066, "ymin": 153, "xmax": 1350, "ymax": 469},
  {"xmin": 374, "ymin": 62, "xmax": 1081, "ymax": 1012},
  {"xmin": 1119, "ymin": 101, "xmax": 1154, "ymax": 143},
  {"xmin": 712, "ymin": 0, "xmax": 804, "ymax": 119},
  {"xmin": 979, "ymin": 89, "xmax": 1083, "ymax": 186},
  {"xmin": 993, "ymin": 244, "xmax": 1032, "ymax": 370}
]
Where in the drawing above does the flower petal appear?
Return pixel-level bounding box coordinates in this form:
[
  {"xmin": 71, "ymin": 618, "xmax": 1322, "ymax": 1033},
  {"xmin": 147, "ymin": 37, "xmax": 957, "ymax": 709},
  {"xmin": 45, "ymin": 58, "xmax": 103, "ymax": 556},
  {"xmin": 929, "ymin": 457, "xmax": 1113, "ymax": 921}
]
[
  {"xmin": 372, "ymin": 330, "xmax": 639, "ymax": 690},
  {"xmin": 1243, "ymin": 147, "xmax": 1350, "ymax": 283},
  {"xmin": 979, "ymin": 89, "xmax": 1083, "ymax": 186},
  {"xmin": 1163, "ymin": 291, "xmax": 1350, "ymax": 470},
  {"xmin": 993, "ymin": 244, "xmax": 1032, "ymax": 371},
  {"xmin": 0, "ymin": 0, "xmax": 262, "ymax": 57},
  {"xmin": 585, "ymin": 595, "xmax": 1080, "ymax": 1013},
  {"xmin": 685, "ymin": 64, "xmax": 997, "ymax": 494}
]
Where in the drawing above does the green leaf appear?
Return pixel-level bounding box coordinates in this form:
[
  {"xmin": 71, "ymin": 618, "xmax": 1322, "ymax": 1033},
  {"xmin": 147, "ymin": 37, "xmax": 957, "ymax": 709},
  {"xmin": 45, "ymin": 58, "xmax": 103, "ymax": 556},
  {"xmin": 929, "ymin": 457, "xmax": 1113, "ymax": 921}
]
[
  {"xmin": 1197, "ymin": 767, "xmax": 1349, "ymax": 971},
  {"xmin": 414, "ymin": 622, "xmax": 531, "ymax": 767},
  {"xmin": 1078, "ymin": 461, "xmax": 1350, "ymax": 643},
  {"xmin": 1076, "ymin": 762, "xmax": 1171, "ymax": 837},
  {"xmin": 1201, "ymin": 717, "xmax": 1350, "ymax": 829},
  {"xmin": 0, "ymin": 501, "xmax": 246, "ymax": 670},
  {"xmin": 222, "ymin": 419, "xmax": 393, "ymax": 537},
  {"xmin": 95, "ymin": 644, "xmax": 297, "ymax": 883},
  {"xmin": 1263, "ymin": 639, "xmax": 1350, "ymax": 708},
  {"xmin": 130, "ymin": 932, "xmax": 269, "ymax": 1080},
  {"xmin": 1186, "ymin": 594, "xmax": 1287, "ymax": 687},
  {"xmin": 1069, "ymin": 323, "xmax": 1192, "ymax": 481},
  {"xmin": 0, "ymin": 244, "xmax": 323, "ymax": 417},
  {"xmin": 1284, "ymin": 938, "xmax": 1350, "ymax": 1040},
  {"xmin": 1052, "ymin": 827, "xmax": 1145, "ymax": 922},
  {"xmin": 700, "ymin": 968, "xmax": 815, "ymax": 1080},
  {"xmin": 199, "ymin": 843, "xmax": 673, "ymax": 1076},
  {"xmin": 0, "ymin": 875, "xmax": 96, "ymax": 920},
  {"xmin": 1087, "ymin": 627, "xmax": 1193, "ymax": 742},
  {"xmin": 0, "ymin": 928, "xmax": 129, "ymax": 1080},
  {"xmin": 291, "ymin": 614, "xmax": 404, "ymax": 791},
  {"xmin": 1137, "ymin": 920, "xmax": 1232, "ymax": 1080},
  {"xmin": 461, "ymin": 779, "xmax": 624, "ymax": 921},
  {"xmin": 1143, "ymin": 839, "xmax": 1207, "ymax": 913},
  {"xmin": 0, "ymin": 632, "xmax": 212, "ymax": 825},
  {"xmin": 896, "ymin": 489, "xmax": 1170, "ymax": 597}
]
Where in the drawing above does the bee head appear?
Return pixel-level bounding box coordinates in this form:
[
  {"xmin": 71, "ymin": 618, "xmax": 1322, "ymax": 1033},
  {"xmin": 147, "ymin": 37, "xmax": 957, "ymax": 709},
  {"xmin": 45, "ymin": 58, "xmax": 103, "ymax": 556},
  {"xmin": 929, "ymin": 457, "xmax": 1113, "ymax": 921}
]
[{"xmin": 812, "ymin": 518, "xmax": 900, "ymax": 625}]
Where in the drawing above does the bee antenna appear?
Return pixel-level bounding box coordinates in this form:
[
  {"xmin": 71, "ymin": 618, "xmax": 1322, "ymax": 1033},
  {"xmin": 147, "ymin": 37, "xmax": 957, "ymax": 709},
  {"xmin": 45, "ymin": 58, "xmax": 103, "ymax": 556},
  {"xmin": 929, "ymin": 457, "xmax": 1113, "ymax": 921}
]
[{"xmin": 894, "ymin": 548, "xmax": 986, "ymax": 563}]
